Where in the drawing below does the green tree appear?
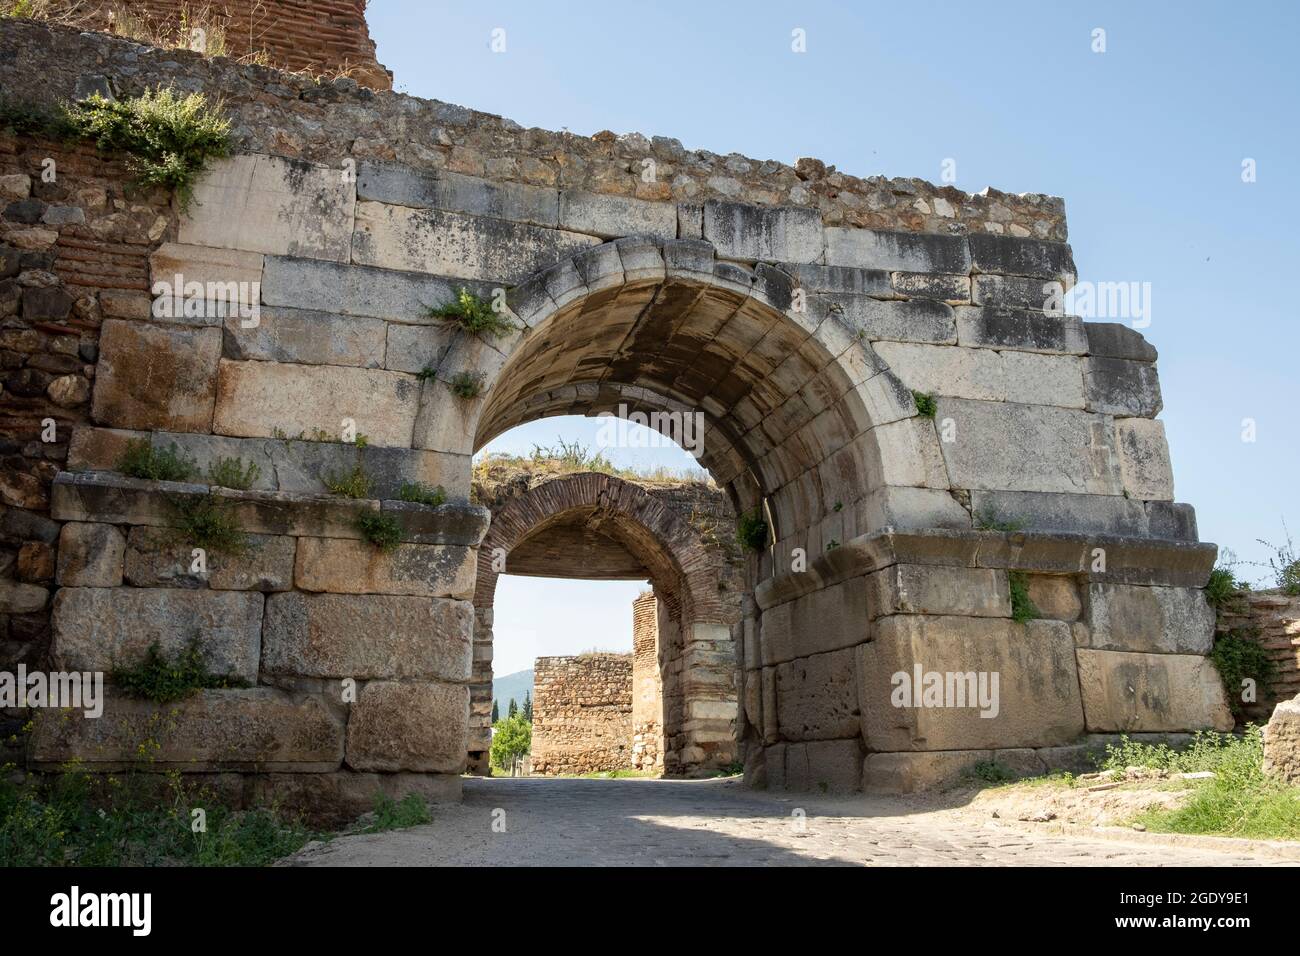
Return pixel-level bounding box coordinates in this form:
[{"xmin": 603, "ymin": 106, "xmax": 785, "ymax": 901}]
[
  {"xmin": 522, "ymin": 691, "xmax": 533, "ymax": 721},
  {"xmin": 490, "ymin": 713, "xmax": 532, "ymax": 772},
  {"xmin": 491, "ymin": 700, "xmax": 499, "ymax": 723},
  {"xmin": 508, "ymin": 697, "xmax": 518, "ymax": 719}
]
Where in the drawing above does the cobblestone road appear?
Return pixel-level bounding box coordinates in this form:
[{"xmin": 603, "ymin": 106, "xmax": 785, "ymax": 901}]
[{"xmin": 285, "ymin": 776, "xmax": 1299, "ymax": 867}]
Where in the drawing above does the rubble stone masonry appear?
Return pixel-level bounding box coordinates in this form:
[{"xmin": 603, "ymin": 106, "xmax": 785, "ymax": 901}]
[{"xmin": 531, "ymin": 653, "xmax": 633, "ymax": 776}]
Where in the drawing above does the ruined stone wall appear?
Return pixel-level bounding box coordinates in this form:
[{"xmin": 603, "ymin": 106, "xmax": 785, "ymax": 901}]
[
  {"xmin": 531, "ymin": 653, "xmax": 633, "ymax": 776},
  {"xmin": 630, "ymin": 589, "xmax": 662, "ymax": 770},
  {"xmin": 1216, "ymin": 590, "xmax": 1300, "ymax": 722},
  {"xmin": 19, "ymin": 1, "xmax": 391, "ymax": 89}
]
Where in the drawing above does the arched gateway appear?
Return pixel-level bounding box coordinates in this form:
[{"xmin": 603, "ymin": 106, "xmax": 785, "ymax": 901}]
[{"xmin": 2, "ymin": 19, "xmax": 1231, "ymax": 817}]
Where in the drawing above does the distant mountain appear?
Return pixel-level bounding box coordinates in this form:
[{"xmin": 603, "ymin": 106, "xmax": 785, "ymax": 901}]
[{"xmin": 492, "ymin": 669, "xmax": 534, "ymax": 719}]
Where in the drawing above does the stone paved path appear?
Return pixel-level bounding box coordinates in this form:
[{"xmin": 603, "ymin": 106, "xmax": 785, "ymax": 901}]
[{"xmin": 285, "ymin": 776, "xmax": 1299, "ymax": 867}]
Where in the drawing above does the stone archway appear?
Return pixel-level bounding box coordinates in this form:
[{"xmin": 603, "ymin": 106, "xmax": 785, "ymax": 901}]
[{"xmin": 468, "ymin": 470, "xmax": 742, "ymax": 775}]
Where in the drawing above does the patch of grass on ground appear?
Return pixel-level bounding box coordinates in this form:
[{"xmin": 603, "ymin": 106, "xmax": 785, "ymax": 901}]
[
  {"xmin": 0, "ymin": 769, "xmax": 320, "ymax": 866},
  {"xmin": 357, "ymin": 793, "xmax": 431, "ymax": 833},
  {"xmin": 1110, "ymin": 727, "xmax": 1300, "ymax": 841}
]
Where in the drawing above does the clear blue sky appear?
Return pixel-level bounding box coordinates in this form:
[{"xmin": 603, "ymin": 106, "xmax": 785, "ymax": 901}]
[{"xmin": 369, "ymin": 1, "xmax": 1299, "ymax": 666}]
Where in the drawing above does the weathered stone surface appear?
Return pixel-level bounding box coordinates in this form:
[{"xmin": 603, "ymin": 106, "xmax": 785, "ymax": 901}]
[
  {"xmin": 785, "ymin": 262, "xmax": 893, "ymax": 296},
  {"xmin": 149, "ymin": 242, "xmax": 263, "ymax": 324},
  {"xmin": 295, "ymin": 537, "xmax": 474, "ymax": 599},
  {"xmin": 779, "ymin": 738, "xmax": 862, "ymax": 793},
  {"xmin": 702, "ymin": 200, "xmax": 823, "ymax": 262},
  {"xmin": 825, "ymin": 228, "xmax": 970, "ymax": 274},
  {"xmin": 774, "ymin": 647, "xmax": 860, "ymax": 741},
  {"xmin": 179, "ymin": 154, "xmax": 355, "ymax": 262},
  {"xmin": 358, "ymin": 162, "xmax": 560, "ymax": 226},
  {"xmin": 822, "ymin": 294, "xmax": 956, "ymax": 344},
  {"xmin": 213, "ymin": 359, "xmax": 420, "ymax": 448},
  {"xmin": 67, "ymin": 426, "xmax": 146, "ymax": 472},
  {"xmin": 890, "ymin": 271, "xmax": 970, "ymax": 303},
  {"xmin": 1024, "ymin": 574, "xmax": 1082, "ymax": 621},
  {"xmin": 262, "ymin": 592, "xmax": 472, "ymax": 681},
  {"xmin": 558, "ymin": 190, "xmax": 677, "ymax": 240},
  {"xmin": 968, "ymin": 234, "xmax": 1076, "ymax": 282},
  {"xmin": 1085, "ymin": 356, "xmax": 1162, "ymax": 417},
  {"xmin": 92, "ymin": 320, "xmax": 221, "ymax": 432},
  {"xmin": 0, "ymin": 579, "xmax": 47, "ymax": 613},
  {"xmin": 866, "ymin": 564, "xmax": 1011, "ymax": 618},
  {"xmin": 934, "ymin": 398, "xmax": 1122, "ymax": 495},
  {"xmin": 969, "ymin": 489, "xmax": 1148, "ymax": 537},
  {"xmin": 857, "ymin": 616, "xmax": 1086, "ymax": 751},
  {"xmin": 876, "ymin": 341, "xmax": 1085, "ymax": 408},
  {"xmin": 970, "ymin": 274, "xmax": 1061, "ymax": 310},
  {"xmin": 955, "ymin": 306, "xmax": 1088, "ymax": 354},
  {"xmin": 1084, "ymin": 584, "xmax": 1215, "ymax": 655},
  {"xmin": 211, "ymin": 488, "xmax": 377, "ymax": 539},
  {"xmin": 1115, "ymin": 417, "xmax": 1174, "ymax": 501},
  {"xmin": 1263, "ymin": 696, "xmax": 1300, "ymax": 785},
  {"xmin": 124, "ymin": 526, "xmax": 296, "ymax": 592},
  {"xmin": 1084, "ymin": 322, "xmax": 1158, "ymax": 362},
  {"xmin": 412, "ymin": 379, "xmax": 479, "ymax": 455},
  {"xmin": 223, "ymin": 305, "xmax": 386, "ymax": 368},
  {"xmin": 381, "ymin": 500, "xmax": 490, "ymax": 546},
  {"xmin": 261, "ymin": 255, "xmax": 491, "ymax": 323},
  {"xmin": 1075, "ymin": 649, "xmax": 1233, "ymax": 733},
  {"xmin": 55, "ymin": 521, "xmax": 125, "ymax": 587},
  {"xmin": 759, "ymin": 577, "xmax": 871, "ymax": 666},
  {"xmin": 252, "ymin": 771, "xmax": 462, "ymax": 827},
  {"xmin": 28, "ymin": 688, "xmax": 344, "ymax": 771},
  {"xmin": 345, "ymin": 680, "xmax": 469, "ymax": 773},
  {"xmin": 858, "ymin": 485, "xmax": 972, "ymax": 533},
  {"xmin": 863, "ymin": 749, "xmax": 992, "ymax": 793},
  {"xmin": 352, "ymin": 200, "xmax": 599, "ymax": 282},
  {"xmin": 52, "ymin": 586, "xmax": 264, "ymax": 681}
]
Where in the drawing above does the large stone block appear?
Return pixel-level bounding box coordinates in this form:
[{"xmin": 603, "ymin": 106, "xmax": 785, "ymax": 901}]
[
  {"xmin": 55, "ymin": 521, "xmax": 125, "ymax": 587},
  {"xmin": 858, "ymin": 485, "xmax": 972, "ymax": 533},
  {"xmin": 1115, "ymin": 417, "xmax": 1174, "ymax": 501},
  {"xmin": 92, "ymin": 320, "xmax": 221, "ymax": 432},
  {"xmin": 954, "ymin": 306, "xmax": 1088, "ymax": 354},
  {"xmin": 856, "ymin": 616, "xmax": 1086, "ymax": 751},
  {"xmin": 352, "ymin": 200, "xmax": 599, "ymax": 282},
  {"xmin": 780, "ymin": 738, "xmax": 862, "ymax": 793},
  {"xmin": 1084, "ymin": 322, "xmax": 1158, "ymax": 362},
  {"xmin": 774, "ymin": 647, "xmax": 860, "ymax": 741},
  {"xmin": 223, "ymin": 305, "xmax": 386, "ymax": 369},
  {"xmin": 213, "ymin": 359, "xmax": 421, "ymax": 448},
  {"xmin": 969, "ymin": 489, "xmax": 1148, "ymax": 537},
  {"xmin": 124, "ymin": 526, "xmax": 296, "ymax": 592},
  {"xmin": 28, "ymin": 688, "xmax": 344, "ymax": 771},
  {"xmin": 1085, "ymin": 356, "xmax": 1162, "ymax": 417},
  {"xmin": 345, "ymin": 680, "xmax": 469, "ymax": 773},
  {"xmin": 295, "ymin": 537, "xmax": 474, "ymax": 599},
  {"xmin": 866, "ymin": 564, "xmax": 1011, "ymax": 618},
  {"xmin": 968, "ymin": 234, "xmax": 1076, "ymax": 283},
  {"xmin": 934, "ymin": 397, "xmax": 1122, "ymax": 495},
  {"xmin": 558, "ymin": 190, "xmax": 677, "ymax": 240},
  {"xmin": 702, "ymin": 200, "xmax": 823, "ymax": 262},
  {"xmin": 758, "ymin": 577, "xmax": 871, "ymax": 666},
  {"xmin": 262, "ymin": 592, "xmax": 472, "ymax": 681},
  {"xmin": 1075, "ymin": 648, "xmax": 1233, "ymax": 733},
  {"xmin": 262, "ymin": 255, "xmax": 492, "ymax": 324},
  {"xmin": 1263, "ymin": 696, "xmax": 1300, "ymax": 785},
  {"xmin": 149, "ymin": 242, "xmax": 263, "ymax": 325},
  {"xmin": 381, "ymin": 499, "xmax": 491, "ymax": 546},
  {"xmin": 51, "ymin": 586, "xmax": 264, "ymax": 682},
  {"xmin": 252, "ymin": 770, "xmax": 462, "ymax": 827},
  {"xmin": 1084, "ymin": 583, "xmax": 1215, "ymax": 655},
  {"xmin": 875, "ymin": 341, "xmax": 1085, "ymax": 408},
  {"xmin": 821, "ymin": 294, "xmax": 957, "ymax": 345},
  {"xmin": 179, "ymin": 154, "xmax": 355, "ymax": 262},
  {"xmin": 412, "ymin": 381, "xmax": 479, "ymax": 456},
  {"xmin": 862, "ymin": 749, "xmax": 992, "ymax": 793},
  {"xmin": 824, "ymin": 228, "xmax": 970, "ymax": 274},
  {"xmin": 357, "ymin": 162, "xmax": 560, "ymax": 227}
]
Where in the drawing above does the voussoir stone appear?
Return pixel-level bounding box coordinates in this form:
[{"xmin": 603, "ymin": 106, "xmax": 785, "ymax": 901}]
[
  {"xmin": 262, "ymin": 592, "xmax": 472, "ymax": 681},
  {"xmin": 51, "ymin": 586, "xmax": 264, "ymax": 682}
]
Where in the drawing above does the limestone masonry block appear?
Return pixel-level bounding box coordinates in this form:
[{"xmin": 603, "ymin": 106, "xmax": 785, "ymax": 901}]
[
  {"xmin": 262, "ymin": 592, "xmax": 472, "ymax": 681},
  {"xmin": 954, "ymin": 306, "xmax": 1088, "ymax": 354},
  {"xmin": 867, "ymin": 564, "xmax": 1011, "ymax": 618},
  {"xmin": 92, "ymin": 320, "xmax": 221, "ymax": 433},
  {"xmin": 1085, "ymin": 356, "xmax": 1162, "ymax": 417},
  {"xmin": 345, "ymin": 680, "xmax": 469, "ymax": 773},
  {"xmin": 875, "ymin": 341, "xmax": 1084, "ymax": 408},
  {"xmin": 863, "ymin": 750, "xmax": 993, "ymax": 793},
  {"xmin": 149, "ymin": 242, "xmax": 264, "ymax": 323},
  {"xmin": 179, "ymin": 154, "xmax": 356, "ymax": 262},
  {"xmin": 124, "ymin": 526, "xmax": 296, "ymax": 592},
  {"xmin": 55, "ymin": 521, "xmax": 125, "ymax": 587},
  {"xmin": 558, "ymin": 190, "xmax": 678, "ymax": 240},
  {"xmin": 52, "ymin": 586, "xmax": 264, "ymax": 682},
  {"xmin": 295, "ymin": 537, "xmax": 475, "ymax": 599},
  {"xmin": 1075, "ymin": 648, "xmax": 1233, "ymax": 733},
  {"xmin": 357, "ymin": 162, "xmax": 561, "ymax": 227},
  {"xmin": 224, "ymin": 305, "xmax": 386, "ymax": 369},
  {"xmin": 1084, "ymin": 322, "xmax": 1158, "ymax": 362},
  {"xmin": 824, "ymin": 228, "xmax": 970, "ymax": 274},
  {"xmin": 856, "ymin": 615, "xmax": 1086, "ymax": 751},
  {"xmin": 1263, "ymin": 696, "xmax": 1300, "ymax": 785},
  {"xmin": 702, "ymin": 200, "xmax": 824, "ymax": 262},
  {"xmin": 774, "ymin": 647, "xmax": 860, "ymax": 741},
  {"xmin": 28, "ymin": 688, "xmax": 344, "ymax": 772},
  {"xmin": 213, "ymin": 359, "xmax": 420, "ymax": 448},
  {"xmin": 968, "ymin": 234, "xmax": 1076, "ymax": 284},
  {"xmin": 1084, "ymin": 583, "xmax": 1215, "ymax": 655},
  {"xmin": 1115, "ymin": 417, "xmax": 1174, "ymax": 501}
]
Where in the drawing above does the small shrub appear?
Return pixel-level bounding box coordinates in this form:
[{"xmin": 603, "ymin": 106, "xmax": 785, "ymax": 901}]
[
  {"xmin": 397, "ymin": 482, "xmax": 446, "ymax": 507},
  {"xmin": 825, "ymin": 538, "xmax": 840, "ymax": 551},
  {"xmin": 1211, "ymin": 631, "xmax": 1276, "ymax": 715},
  {"xmin": 171, "ymin": 494, "xmax": 247, "ymax": 554},
  {"xmin": 1008, "ymin": 571, "xmax": 1040, "ymax": 624},
  {"xmin": 64, "ymin": 89, "xmax": 231, "ymax": 208},
  {"xmin": 736, "ymin": 509, "xmax": 768, "ymax": 552},
  {"xmin": 114, "ymin": 641, "xmax": 248, "ymax": 704},
  {"xmin": 357, "ymin": 511, "xmax": 401, "ymax": 552},
  {"xmin": 425, "ymin": 288, "xmax": 516, "ymax": 338},
  {"xmin": 324, "ymin": 463, "xmax": 372, "ymax": 499},
  {"xmin": 362, "ymin": 793, "xmax": 431, "ymax": 833},
  {"xmin": 117, "ymin": 439, "xmax": 198, "ymax": 482},
  {"xmin": 1253, "ymin": 523, "xmax": 1300, "ymax": 596},
  {"xmin": 964, "ymin": 761, "xmax": 1016, "ymax": 785},
  {"xmin": 1204, "ymin": 565, "xmax": 1248, "ymax": 611},
  {"xmin": 974, "ymin": 509, "xmax": 1025, "ymax": 533},
  {"xmin": 207, "ymin": 456, "xmax": 260, "ymax": 491},
  {"xmin": 415, "ymin": 366, "xmax": 439, "ymax": 383},
  {"xmin": 447, "ymin": 370, "xmax": 485, "ymax": 400},
  {"xmin": 912, "ymin": 390, "xmax": 937, "ymax": 419}
]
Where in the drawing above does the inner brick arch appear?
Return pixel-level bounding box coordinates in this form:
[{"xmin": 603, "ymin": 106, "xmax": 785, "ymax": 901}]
[{"xmin": 470, "ymin": 472, "xmax": 738, "ymax": 775}]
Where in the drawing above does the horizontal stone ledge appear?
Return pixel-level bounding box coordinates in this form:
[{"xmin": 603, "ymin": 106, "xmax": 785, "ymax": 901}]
[
  {"xmin": 27, "ymin": 688, "xmax": 345, "ymax": 772},
  {"xmin": 753, "ymin": 527, "xmax": 1217, "ymax": 610},
  {"xmin": 50, "ymin": 472, "xmax": 490, "ymax": 546}
]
